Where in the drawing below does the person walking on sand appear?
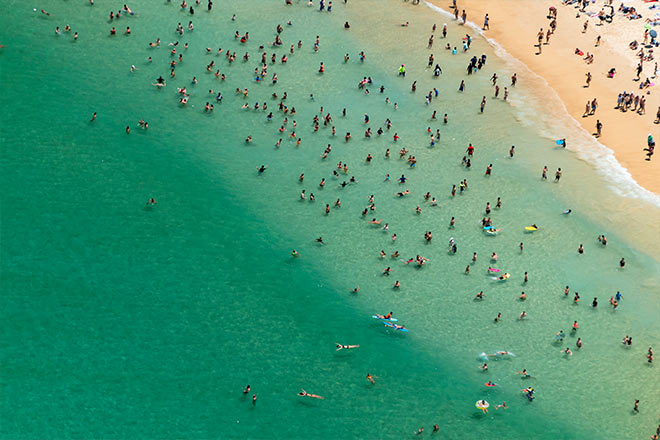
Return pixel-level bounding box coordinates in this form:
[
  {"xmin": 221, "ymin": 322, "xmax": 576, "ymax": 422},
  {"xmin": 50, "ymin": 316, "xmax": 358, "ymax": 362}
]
[
  {"xmin": 536, "ymin": 28, "xmax": 544, "ymax": 54},
  {"xmin": 483, "ymin": 13, "xmax": 489, "ymax": 30},
  {"xmin": 585, "ymin": 72, "xmax": 592, "ymax": 87},
  {"xmin": 595, "ymin": 119, "xmax": 602, "ymax": 137}
]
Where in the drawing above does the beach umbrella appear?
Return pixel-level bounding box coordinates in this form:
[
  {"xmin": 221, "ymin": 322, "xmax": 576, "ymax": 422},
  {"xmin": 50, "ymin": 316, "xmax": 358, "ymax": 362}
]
[{"xmin": 650, "ymin": 30, "xmax": 657, "ymax": 38}]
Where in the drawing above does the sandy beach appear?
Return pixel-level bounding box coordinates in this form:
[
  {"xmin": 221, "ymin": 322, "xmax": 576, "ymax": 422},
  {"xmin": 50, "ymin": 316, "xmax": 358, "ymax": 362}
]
[{"xmin": 428, "ymin": 0, "xmax": 660, "ymax": 194}]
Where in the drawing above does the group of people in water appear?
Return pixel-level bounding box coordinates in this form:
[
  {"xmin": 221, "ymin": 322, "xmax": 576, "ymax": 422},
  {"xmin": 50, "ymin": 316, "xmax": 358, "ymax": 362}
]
[
  {"xmin": 66, "ymin": 0, "xmax": 655, "ymax": 434},
  {"xmin": 232, "ymin": 0, "xmax": 652, "ymax": 429}
]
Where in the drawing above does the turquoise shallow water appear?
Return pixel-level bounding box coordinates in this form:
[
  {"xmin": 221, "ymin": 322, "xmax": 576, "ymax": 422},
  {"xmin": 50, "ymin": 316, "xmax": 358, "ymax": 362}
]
[{"xmin": 1, "ymin": 0, "xmax": 660, "ymax": 439}]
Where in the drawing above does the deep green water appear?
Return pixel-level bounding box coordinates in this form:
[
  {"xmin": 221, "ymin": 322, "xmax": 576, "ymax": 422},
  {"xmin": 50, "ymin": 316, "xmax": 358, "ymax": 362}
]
[{"xmin": 1, "ymin": 0, "xmax": 659, "ymax": 439}]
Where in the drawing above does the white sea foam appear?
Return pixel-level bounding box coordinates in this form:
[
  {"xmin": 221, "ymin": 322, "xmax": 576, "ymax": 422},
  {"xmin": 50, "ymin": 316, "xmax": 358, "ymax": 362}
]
[{"xmin": 424, "ymin": 1, "xmax": 660, "ymax": 207}]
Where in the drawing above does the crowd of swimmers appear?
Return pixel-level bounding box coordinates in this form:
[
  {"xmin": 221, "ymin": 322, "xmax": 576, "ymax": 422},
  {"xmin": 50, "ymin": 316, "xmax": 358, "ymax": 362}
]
[{"xmin": 54, "ymin": 0, "xmax": 657, "ymax": 435}]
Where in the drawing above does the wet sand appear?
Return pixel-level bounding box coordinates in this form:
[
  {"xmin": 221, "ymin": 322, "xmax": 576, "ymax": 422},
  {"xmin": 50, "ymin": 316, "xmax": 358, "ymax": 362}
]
[{"xmin": 428, "ymin": 0, "xmax": 660, "ymax": 193}]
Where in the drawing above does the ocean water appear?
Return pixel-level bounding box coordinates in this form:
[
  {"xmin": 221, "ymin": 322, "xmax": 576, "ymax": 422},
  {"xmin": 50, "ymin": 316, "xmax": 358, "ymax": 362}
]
[{"xmin": 1, "ymin": 0, "xmax": 659, "ymax": 439}]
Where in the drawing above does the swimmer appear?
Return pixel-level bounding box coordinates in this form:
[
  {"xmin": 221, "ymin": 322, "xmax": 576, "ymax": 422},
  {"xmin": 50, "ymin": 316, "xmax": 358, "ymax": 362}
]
[
  {"xmin": 243, "ymin": 385, "xmax": 251, "ymax": 394},
  {"xmin": 335, "ymin": 343, "xmax": 359, "ymax": 351},
  {"xmin": 366, "ymin": 373, "xmax": 376, "ymax": 384},
  {"xmin": 516, "ymin": 369, "xmax": 530, "ymax": 378},
  {"xmin": 256, "ymin": 165, "xmax": 267, "ymax": 173},
  {"xmin": 495, "ymin": 402, "xmax": 508, "ymax": 410},
  {"xmin": 562, "ymin": 347, "xmax": 573, "ymax": 356},
  {"xmin": 519, "ymin": 311, "xmax": 527, "ymax": 320},
  {"xmin": 351, "ymin": 285, "xmax": 360, "ymax": 293},
  {"xmin": 298, "ymin": 389, "xmax": 324, "ymax": 399},
  {"xmin": 315, "ymin": 237, "xmax": 325, "ymax": 245},
  {"xmin": 291, "ymin": 249, "xmax": 300, "ymax": 257}
]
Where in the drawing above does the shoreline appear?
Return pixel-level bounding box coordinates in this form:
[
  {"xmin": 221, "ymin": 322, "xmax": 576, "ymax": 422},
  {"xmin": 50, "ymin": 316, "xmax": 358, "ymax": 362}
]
[{"xmin": 426, "ymin": 0, "xmax": 660, "ymax": 195}]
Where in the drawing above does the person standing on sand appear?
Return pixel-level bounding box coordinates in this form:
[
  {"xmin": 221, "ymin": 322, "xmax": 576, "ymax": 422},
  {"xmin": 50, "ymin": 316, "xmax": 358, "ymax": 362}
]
[
  {"xmin": 585, "ymin": 72, "xmax": 592, "ymax": 87},
  {"xmin": 483, "ymin": 13, "xmax": 489, "ymax": 30},
  {"xmin": 536, "ymin": 28, "xmax": 544, "ymax": 54},
  {"xmin": 461, "ymin": 10, "xmax": 467, "ymax": 24},
  {"xmin": 595, "ymin": 120, "xmax": 602, "ymax": 137},
  {"xmin": 645, "ymin": 134, "xmax": 655, "ymax": 161}
]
